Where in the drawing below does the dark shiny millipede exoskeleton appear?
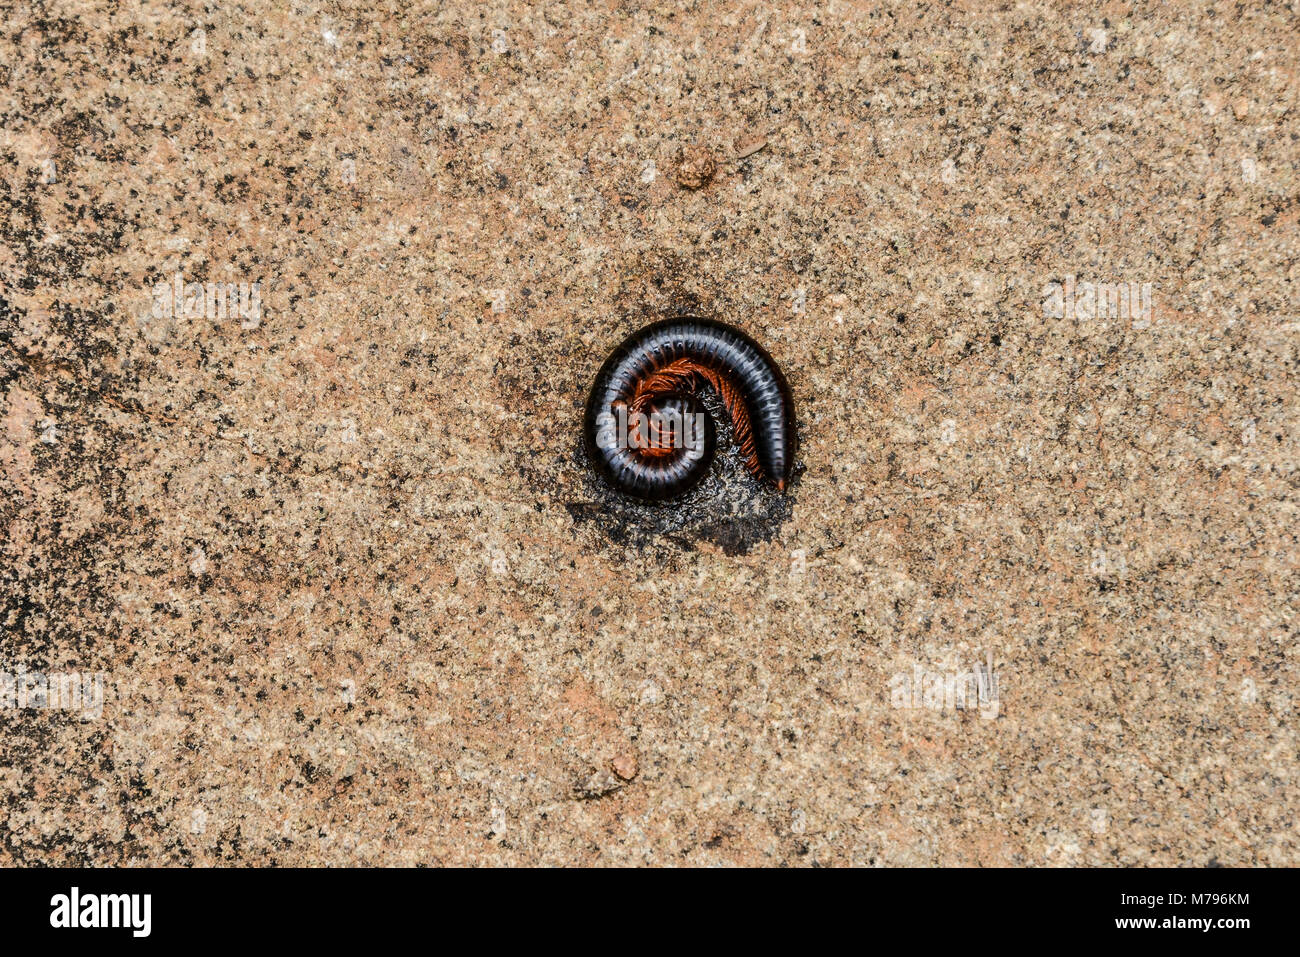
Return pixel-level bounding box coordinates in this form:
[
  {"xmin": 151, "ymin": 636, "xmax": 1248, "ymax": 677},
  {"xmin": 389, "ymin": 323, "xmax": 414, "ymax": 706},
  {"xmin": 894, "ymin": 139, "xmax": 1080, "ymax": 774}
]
[{"xmin": 584, "ymin": 318, "xmax": 797, "ymax": 501}]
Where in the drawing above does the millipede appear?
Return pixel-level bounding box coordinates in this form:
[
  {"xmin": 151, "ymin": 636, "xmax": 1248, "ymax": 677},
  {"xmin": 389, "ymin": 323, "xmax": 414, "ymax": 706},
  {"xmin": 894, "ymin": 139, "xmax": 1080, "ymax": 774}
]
[{"xmin": 583, "ymin": 317, "xmax": 797, "ymax": 501}]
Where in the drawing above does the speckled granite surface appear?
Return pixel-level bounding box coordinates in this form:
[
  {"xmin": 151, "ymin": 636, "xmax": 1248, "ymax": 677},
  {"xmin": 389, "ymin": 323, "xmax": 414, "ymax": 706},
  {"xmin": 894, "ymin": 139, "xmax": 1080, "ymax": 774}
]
[{"xmin": 1, "ymin": 1, "xmax": 1296, "ymax": 865}]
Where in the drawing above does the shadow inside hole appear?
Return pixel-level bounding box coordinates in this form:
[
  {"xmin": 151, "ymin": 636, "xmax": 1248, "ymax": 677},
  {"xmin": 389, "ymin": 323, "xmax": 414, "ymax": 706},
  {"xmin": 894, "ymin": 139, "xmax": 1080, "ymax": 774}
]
[{"xmin": 566, "ymin": 390, "xmax": 799, "ymax": 556}]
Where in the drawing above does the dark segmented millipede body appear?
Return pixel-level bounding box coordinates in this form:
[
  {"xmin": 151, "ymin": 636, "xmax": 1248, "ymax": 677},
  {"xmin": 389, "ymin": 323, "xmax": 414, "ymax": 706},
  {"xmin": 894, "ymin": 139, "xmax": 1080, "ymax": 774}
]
[{"xmin": 584, "ymin": 318, "xmax": 797, "ymax": 501}]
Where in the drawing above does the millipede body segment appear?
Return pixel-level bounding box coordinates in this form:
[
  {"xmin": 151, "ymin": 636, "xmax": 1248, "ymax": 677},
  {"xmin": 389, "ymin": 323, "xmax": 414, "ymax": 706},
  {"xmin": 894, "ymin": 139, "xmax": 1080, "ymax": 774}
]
[{"xmin": 584, "ymin": 318, "xmax": 797, "ymax": 501}]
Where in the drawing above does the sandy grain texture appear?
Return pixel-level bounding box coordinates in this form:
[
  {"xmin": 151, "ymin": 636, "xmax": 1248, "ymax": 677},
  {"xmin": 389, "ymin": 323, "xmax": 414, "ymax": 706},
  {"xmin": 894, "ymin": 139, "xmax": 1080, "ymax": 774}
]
[{"xmin": 1, "ymin": 1, "xmax": 1296, "ymax": 865}]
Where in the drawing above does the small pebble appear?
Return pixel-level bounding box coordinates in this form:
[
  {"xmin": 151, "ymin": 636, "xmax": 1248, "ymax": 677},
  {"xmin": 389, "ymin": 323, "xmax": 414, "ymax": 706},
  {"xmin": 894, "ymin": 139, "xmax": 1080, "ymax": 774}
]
[
  {"xmin": 673, "ymin": 144, "xmax": 717, "ymax": 190},
  {"xmin": 612, "ymin": 753, "xmax": 639, "ymax": 780}
]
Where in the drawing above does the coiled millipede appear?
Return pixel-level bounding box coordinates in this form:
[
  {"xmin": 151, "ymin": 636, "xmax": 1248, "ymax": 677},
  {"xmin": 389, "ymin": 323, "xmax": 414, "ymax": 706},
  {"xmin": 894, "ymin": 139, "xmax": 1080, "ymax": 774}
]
[{"xmin": 583, "ymin": 318, "xmax": 797, "ymax": 501}]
